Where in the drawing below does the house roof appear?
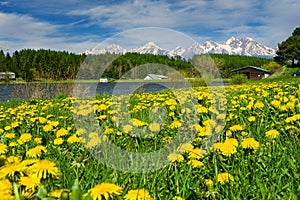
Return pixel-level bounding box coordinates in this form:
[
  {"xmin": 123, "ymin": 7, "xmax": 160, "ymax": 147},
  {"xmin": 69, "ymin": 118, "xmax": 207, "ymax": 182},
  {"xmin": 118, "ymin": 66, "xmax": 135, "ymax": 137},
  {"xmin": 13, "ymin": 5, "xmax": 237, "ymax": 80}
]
[
  {"xmin": 231, "ymin": 66, "xmax": 270, "ymax": 73},
  {"xmin": 144, "ymin": 74, "xmax": 167, "ymax": 80}
]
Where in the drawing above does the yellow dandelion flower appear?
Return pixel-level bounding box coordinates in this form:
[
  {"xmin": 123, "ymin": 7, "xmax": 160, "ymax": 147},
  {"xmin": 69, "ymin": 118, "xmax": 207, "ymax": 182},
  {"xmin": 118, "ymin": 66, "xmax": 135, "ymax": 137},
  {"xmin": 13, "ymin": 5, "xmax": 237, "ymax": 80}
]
[
  {"xmin": 18, "ymin": 133, "xmax": 32, "ymax": 145},
  {"xmin": 213, "ymin": 142, "xmax": 223, "ymax": 151},
  {"xmin": 187, "ymin": 160, "xmax": 204, "ymax": 168},
  {"xmin": 197, "ymin": 105, "xmax": 208, "ymax": 113},
  {"xmin": 219, "ymin": 143, "xmax": 237, "ymax": 157},
  {"xmin": 86, "ymin": 137, "xmax": 102, "ymax": 148},
  {"xmin": 4, "ymin": 133, "xmax": 15, "ymax": 139},
  {"xmin": 76, "ymin": 128, "xmax": 86, "ymax": 135},
  {"xmin": 123, "ymin": 124, "xmax": 133, "ymax": 134},
  {"xmin": 188, "ymin": 148, "xmax": 206, "ymax": 159},
  {"xmin": 241, "ymin": 131, "xmax": 248, "ymax": 136},
  {"xmin": 225, "ymin": 130, "xmax": 232, "ymax": 137},
  {"xmin": 19, "ymin": 176, "xmax": 40, "ymax": 190},
  {"xmin": 169, "ymin": 120, "xmax": 181, "ymax": 129},
  {"xmin": 265, "ymin": 129, "xmax": 279, "ymax": 139},
  {"xmin": 205, "ymin": 179, "xmax": 214, "ymax": 187},
  {"xmin": 87, "ymin": 183, "xmax": 123, "ymax": 200},
  {"xmin": 254, "ymin": 101, "xmax": 264, "ymax": 109},
  {"xmin": 53, "ymin": 138, "xmax": 64, "ymax": 145},
  {"xmin": 116, "ymin": 131, "xmax": 122, "ymax": 136},
  {"xmin": 229, "ymin": 125, "xmax": 243, "ymax": 131},
  {"xmin": 169, "ymin": 111, "xmax": 175, "ymax": 117},
  {"xmin": 224, "ymin": 138, "xmax": 238, "ymax": 147},
  {"xmin": 0, "ymin": 143, "xmax": 8, "ymax": 154},
  {"xmin": 248, "ymin": 116, "xmax": 256, "ymax": 122},
  {"xmin": 6, "ymin": 156, "xmax": 21, "ymax": 163},
  {"xmin": 9, "ymin": 142, "xmax": 17, "ymax": 147},
  {"xmin": 217, "ymin": 173, "xmax": 234, "ymax": 185},
  {"xmin": 88, "ymin": 132, "xmax": 99, "ymax": 138},
  {"xmin": 0, "ymin": 162, "xmax": 26, "ymax": 179},
  {"xmin": 27, "ymin": 145, "xmax": 47, "ymax": 158},
  {"xmin": 148, "ymin": 122, "xmax": 160, "ymax": 132},
  {"xmin": 104, "ymin": 128, "xmax": 114, "ymax": 135},
  {"xmin": 38, "ymin": 117, "xmax": 47, "ymax": 124},
  {"xmin": 124, "ymin": 189, "xmax": 153, "ymax": 200},
  {"xmin": 285, "ymin": 114, "xmax": 300, "ymax": 123},
  {"xmin": 177, "ymin": 143, "xmax": 194, "ymax": 153},
  {"xmin": 43, "ymin": 124, "xmax": 53, "ymax": 132},
  {"xmin": 241, "ymin": 138, "xmax": 259, "ymax": 151},
  {"xmin": 271, "ymin": 100, "xmax": 281, "ymax": 108},
  {"xmin": 132, "ymin": 118, "xmax": 147, "ymax": 127},
  {"xmin": 48, "ymin": 189, "xmax": 69, "ymax": 198},
  {"xmin": 34, "ymin": 137, "xmax": 42, "ymax": 144},
  {"xmin": 28, "ymin": 160, "xmax": 60, "ymax": 179},
  {"xmin": 67, "ymin": 134, "xmax": 81, "ymax": 144},
  {"xmin": 0, "ymin": 179, "xmax": 14, "ymax": 200},
  {"xmin": 167, "ymin": 153, "xmax": 184, "ymax": 163},
  {"xmin": 56, "ymin": 128, "xmax": 69, "ymax": 137},
  {"xmin": 4, "ymin": 125, "xmax": 11, "ymax": 131},
  {"xmin": 48, "ymin": 121, "xmax": 59, "ymax": 127},
  {"xmin": 97, "ymin": 115, "xmax": 107, "ymax": 120}
]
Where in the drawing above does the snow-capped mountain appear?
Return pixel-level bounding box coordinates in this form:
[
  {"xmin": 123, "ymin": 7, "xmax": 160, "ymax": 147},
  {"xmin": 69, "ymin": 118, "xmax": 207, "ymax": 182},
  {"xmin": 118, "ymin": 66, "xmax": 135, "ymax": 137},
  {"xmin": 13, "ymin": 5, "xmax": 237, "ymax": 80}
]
[
  {"xmin": 83, "ymin": 44, "xmax": 127, "ymax": 55},
  {"xmin": 83, "ymin": 37, "xmax": 277, "ymax": 58},
  {"xmin": 130, "ymin": 42, "xmax": 169, "ymax": 55}
]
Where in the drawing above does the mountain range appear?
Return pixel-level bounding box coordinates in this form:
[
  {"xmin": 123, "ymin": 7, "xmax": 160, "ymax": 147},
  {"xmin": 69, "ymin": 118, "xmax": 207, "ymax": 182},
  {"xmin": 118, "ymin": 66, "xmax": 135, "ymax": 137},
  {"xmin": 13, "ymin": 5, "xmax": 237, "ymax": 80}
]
[{"xmin": 83, "ymin": 36, "xmax": 277, "ymax": 58}]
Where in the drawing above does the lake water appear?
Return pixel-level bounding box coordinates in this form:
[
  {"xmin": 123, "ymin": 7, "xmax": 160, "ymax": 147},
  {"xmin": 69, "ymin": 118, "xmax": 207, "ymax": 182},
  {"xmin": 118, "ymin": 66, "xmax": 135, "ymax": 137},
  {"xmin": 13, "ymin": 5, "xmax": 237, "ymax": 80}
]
[{"xmin": 0, "ymin": 81, "xmax": 228, "ymax": 102}]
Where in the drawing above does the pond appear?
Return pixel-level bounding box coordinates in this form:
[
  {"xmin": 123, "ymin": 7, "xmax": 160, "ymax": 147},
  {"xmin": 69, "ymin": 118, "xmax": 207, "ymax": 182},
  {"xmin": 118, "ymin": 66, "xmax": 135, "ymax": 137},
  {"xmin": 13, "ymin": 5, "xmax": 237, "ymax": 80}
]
[{"xmin": 0, "ymin": 81, "xmax": 228, "ymax": 102}]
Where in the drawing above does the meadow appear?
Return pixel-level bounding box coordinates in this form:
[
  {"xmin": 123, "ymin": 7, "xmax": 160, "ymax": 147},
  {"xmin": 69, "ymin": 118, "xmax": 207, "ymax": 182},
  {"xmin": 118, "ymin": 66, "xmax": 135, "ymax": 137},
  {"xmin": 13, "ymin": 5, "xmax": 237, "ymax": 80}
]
[{"xmin": 0, "ymin": 78, "xmax": 299, "ymax": 200}]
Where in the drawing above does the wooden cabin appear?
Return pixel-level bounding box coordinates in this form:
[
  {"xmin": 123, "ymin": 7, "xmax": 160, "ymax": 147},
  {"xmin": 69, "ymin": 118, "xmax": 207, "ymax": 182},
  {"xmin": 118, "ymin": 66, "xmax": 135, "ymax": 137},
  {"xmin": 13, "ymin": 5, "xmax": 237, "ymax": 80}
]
[{"xmin": 231, "ymin": 66, "xmax": 270, "ymax": 80}]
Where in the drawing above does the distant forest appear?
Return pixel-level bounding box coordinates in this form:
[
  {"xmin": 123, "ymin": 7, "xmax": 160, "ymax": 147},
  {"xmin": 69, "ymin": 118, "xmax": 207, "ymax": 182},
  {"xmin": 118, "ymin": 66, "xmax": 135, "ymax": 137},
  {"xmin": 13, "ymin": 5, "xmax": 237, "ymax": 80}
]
[{"xmin": 0, "ymin": 49, "xmax": 273, "ymax": 81}]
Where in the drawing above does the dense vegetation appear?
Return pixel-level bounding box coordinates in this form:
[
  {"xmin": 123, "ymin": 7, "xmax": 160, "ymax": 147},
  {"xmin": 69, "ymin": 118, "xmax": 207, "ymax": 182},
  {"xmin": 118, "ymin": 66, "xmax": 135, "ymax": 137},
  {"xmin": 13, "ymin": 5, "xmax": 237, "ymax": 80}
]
[
  {"xmin": 209, "ymin": 54, "xmax": 272, "ymax": 77},
  {"xmin": 0, "ymin": 48, "xmax": 274, "ymax": 81},
  {"xmin": 276, "ymin": 27, "xmax": 300, "ymax": 66},
  {"xmin": 0, "ymin": 49, "xmax": 86, "ymax": 82}
]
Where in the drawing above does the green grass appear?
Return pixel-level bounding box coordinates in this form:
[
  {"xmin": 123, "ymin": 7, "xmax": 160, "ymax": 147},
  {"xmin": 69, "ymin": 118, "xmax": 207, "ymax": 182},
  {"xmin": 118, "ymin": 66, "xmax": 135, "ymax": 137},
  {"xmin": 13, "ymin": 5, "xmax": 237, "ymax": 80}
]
[{"xmin": 0, "ymin": 79, "xmax": 299, "ymax": 199}]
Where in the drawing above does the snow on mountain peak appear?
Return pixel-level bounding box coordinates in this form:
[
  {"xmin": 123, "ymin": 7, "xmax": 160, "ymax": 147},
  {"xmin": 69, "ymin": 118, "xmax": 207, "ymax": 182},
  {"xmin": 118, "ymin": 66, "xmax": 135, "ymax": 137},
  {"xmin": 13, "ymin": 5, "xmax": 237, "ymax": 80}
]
[
  {"xmin": 83, "ymin": 37, "xmax": 277, "ymax": 58},
  {"xmin": 225, "ymin": 36, "xmax": 240, "ymax": 44}
]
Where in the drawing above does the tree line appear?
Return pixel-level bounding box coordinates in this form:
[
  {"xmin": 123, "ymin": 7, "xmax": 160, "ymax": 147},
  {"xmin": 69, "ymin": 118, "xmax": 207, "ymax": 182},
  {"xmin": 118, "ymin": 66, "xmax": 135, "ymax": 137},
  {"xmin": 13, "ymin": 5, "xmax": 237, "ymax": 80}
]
[
  {"xmin": 0, "ymin": 49, "xmax": 86, "ymax": 81},
  {"xmin": 0, "ymin": 48, "xmax": 275, "ymax": 81}
]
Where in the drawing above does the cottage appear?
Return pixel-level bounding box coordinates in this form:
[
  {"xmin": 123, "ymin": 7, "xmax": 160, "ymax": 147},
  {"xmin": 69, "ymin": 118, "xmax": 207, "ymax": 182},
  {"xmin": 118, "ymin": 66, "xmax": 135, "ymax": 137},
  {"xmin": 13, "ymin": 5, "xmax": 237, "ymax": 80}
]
[
  {"xmin": 231, "ymin": 66, "xmax": 270, "ymax": 80},
  {"xmin": 144, "ymin": 74, "xmax": 168, "ymax": 80},
  {"xmin": 0, "ymin": 72, "xmax": 16, "ymax": 80}
]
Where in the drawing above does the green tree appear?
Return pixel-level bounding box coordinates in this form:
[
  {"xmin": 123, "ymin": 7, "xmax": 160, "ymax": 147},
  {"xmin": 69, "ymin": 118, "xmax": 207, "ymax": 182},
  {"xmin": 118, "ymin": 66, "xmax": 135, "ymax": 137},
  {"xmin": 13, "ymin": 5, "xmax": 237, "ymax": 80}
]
[
  {"xmin": 276, "ymin": 27, "xmax": 300, "ymax": 66},
  {"xmin": 261, "ymin": 61, "xmax": 282, "ymax": 74}
]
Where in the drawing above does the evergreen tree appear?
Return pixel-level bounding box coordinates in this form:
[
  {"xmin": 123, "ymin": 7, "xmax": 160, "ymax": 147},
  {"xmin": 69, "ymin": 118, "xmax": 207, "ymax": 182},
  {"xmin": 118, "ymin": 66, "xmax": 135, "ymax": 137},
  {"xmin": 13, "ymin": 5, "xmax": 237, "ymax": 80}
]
[{"xmin": 276, "ymin": 27, "xmax": 300, "ymax": 66}]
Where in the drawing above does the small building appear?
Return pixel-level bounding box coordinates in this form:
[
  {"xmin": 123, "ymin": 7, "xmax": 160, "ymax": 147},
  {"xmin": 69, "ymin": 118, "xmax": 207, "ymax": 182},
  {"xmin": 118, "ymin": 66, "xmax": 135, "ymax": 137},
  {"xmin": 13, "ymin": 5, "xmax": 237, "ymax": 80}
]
[
  {"xmin": 0, "ymin": 72, "xmax": 16, "ymax": 80},
  {"xmin": 144, "ymin": 74, "xmax": 168, "ymax": 80},
  {"xmin": 231, "ymin": 66, "xmax": 270, "ymax": 80},
  {"xmin": 99, "ymin": 78, "xmax": 108, "ymax": 83}
]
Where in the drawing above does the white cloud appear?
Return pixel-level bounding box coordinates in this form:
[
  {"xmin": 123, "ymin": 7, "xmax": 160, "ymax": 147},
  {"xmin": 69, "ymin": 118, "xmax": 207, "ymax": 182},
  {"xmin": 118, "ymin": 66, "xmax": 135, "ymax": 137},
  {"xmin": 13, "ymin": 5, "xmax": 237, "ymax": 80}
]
[
  {"xmin": 68, "ymin": 0, "xmax": 263, "ymax": 36},
  {"xmin": 0, "ymin": 12, "xmax": 59, "ymax": 39},
  {"xmin": 0, "ymin": 12, "xmax": 98, "ymax": 53},
  {"xmin": 95, "ymin": 27, "xmax": 198, "ymax": 49},
  {"xmin": 258, "ymin": 0, "xmax": 300, "ymax": 46}
]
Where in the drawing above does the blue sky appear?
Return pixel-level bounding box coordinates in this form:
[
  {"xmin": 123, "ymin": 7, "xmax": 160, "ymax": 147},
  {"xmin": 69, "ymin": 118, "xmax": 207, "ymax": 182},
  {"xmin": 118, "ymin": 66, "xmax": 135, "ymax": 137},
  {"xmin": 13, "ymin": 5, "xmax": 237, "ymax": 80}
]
[{"xmin": 0, "ymin": 0, "xmax": 299, "ymax": 53}]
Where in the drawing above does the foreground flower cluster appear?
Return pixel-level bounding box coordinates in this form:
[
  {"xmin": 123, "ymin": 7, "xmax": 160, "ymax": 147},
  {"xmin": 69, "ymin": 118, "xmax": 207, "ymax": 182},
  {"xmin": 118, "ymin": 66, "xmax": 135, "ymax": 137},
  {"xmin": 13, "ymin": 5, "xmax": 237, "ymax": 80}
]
[{"xmin": 0, "ymin": 79, "xmax": 299, "ymax": 199}]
